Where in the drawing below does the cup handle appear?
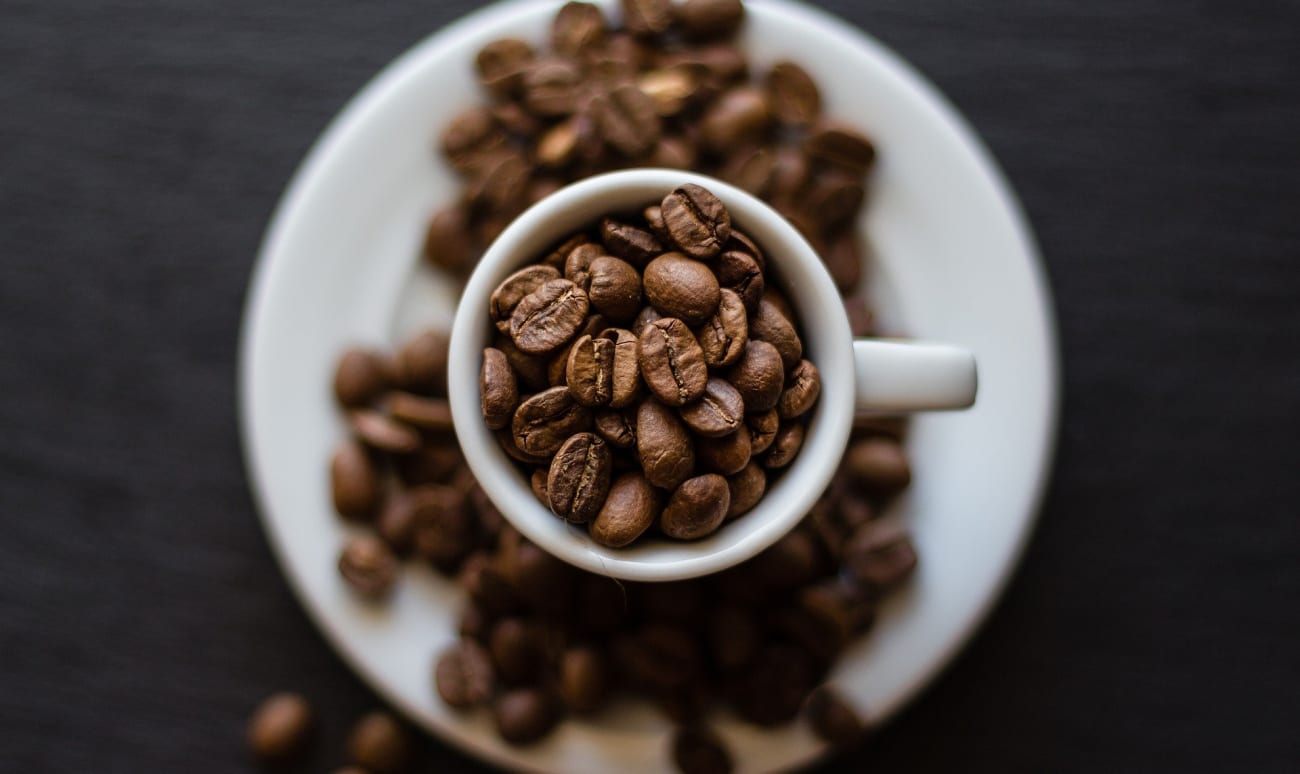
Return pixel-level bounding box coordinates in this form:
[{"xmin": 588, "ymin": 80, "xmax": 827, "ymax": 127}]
[{"xmin": 852, "ymin": 339, "xmax": 978, "ymax": 415}]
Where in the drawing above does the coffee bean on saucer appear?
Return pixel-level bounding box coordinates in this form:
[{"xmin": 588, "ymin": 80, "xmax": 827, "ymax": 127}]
[
  {"xmin": 843, "ymin": 436, "xmax": 912, "ymax": 496},
  {"xmin": 247, "ymin": 692, "xmax": 314, "ymax": 761},
  {"xmin": 494, "ymin": 688, "xmax": 559, "ymax": 745},
  {"xmin": 338, "ymin": 534, "xmax": 399, "ymax": 597},
  {"xmin": 386, "ymin": 391, "xmax": 454, "ymax": 433},
  {"xmin": 845, "ymin": 519, "xmax": 917, "ymax": 591},
  {"xmin": 560, "ymin": 645, "xmax": 610, "ymax": 713},
  {"xmin": 334, "ymin": 348, "xmax": 392, "ymax": 407},
  {"xmin": 700, "ymin": 86, "xmax": 770, "ymax": 154},
  {"xmin": 672, "ymin": 725, "xmax": 734, "ymax": 774},
  {"xmin": 396, "ymin": 329, "xmax": 451, "ymax": 395},
  {"xmin": 805, "ymin": 685, "xmax": 867, "ymax": 747},
  {"xmin": 349, "ymin": 409, "xmax": 422, "ymax": 454},
  {"xmin": 621, "ymin": 0, "xmax": 673, "ymax": 37},
  {"xmin": 765, "ymin": 60, "xmax": 820, "ymax": 128},
  {"xmin": 476, "ymin": 38, "xmax": 535, "ymax": 98},
  {"xmin": 331, "ymin": 439, "xmax": 381, "ymax": 520},
  {"xmin": 551, "ymin": 1, "xmax": 607, "ymax": 58},
  {"xmin": 676, "ymin": 0, "xmax": 745, "ymax": 40},
  {"xmin": 804, "ymin": 121, "xmax": 876, "ymax": 175}
]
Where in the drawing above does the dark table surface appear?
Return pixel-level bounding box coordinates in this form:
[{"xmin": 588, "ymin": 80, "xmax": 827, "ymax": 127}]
[{"xmin": 3, "ymin": 1, "xmax": 1298, "ymax": 771}]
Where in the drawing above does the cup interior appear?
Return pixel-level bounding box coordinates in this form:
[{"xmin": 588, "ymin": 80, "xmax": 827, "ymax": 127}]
[{"xmin": 447, "ymin": 169, "xmax": 855, "ymax": 581}]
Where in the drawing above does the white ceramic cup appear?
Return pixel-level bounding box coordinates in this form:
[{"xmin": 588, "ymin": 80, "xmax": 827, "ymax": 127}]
[{"xmin": 448, "ymin": 169, "xmax": 976, "ymax": 582}]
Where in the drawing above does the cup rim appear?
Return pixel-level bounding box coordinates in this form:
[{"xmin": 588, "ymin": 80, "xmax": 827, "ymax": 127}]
[{"xmin": 447, "ymin": 169, "xmax": 854, "ymax": 581}]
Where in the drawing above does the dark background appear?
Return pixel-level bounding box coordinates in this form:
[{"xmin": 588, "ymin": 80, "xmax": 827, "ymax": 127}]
[{"xmin": 2, "ymin": 0, "xmax": 1297, "ymax": 771}]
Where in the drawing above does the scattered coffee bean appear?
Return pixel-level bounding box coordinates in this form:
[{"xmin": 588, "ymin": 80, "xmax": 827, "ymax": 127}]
[
  {"xmin": 338, "ymin": 534, "xmax": 399, "ymax": 597},
  {"xmin": 396, "ymin": 329, "xmax": 450, "ymax": 395},
  {"xmin": 346, "ymin": 711, "xmax": 410, "ymax": 774},
  {"xmin": 331, "ymin": 439, "xmax": 381, "ymax": 520},
  {"xmin": 494, "ymin": 689, "xmax": 559, "ymax": 745},
  {"xmin": 845, "ymin": 519, "xmax": 917, "ymax": 591},
  {"xmin": 386, "ymin": 391, "xmax": 453, "ymax": 433},
  {"xmin": 765, "ymin": 60, "xmax": 820, "ymax": 127},
  {"xmin": 590, "ymin": 83, "xmax": 662, "ymax": 157},
  {"xmin": 560, "ymin": 645, "xmax": 610, "ymax": 712},
  {"xmin": 334, "ymin": 348, "xmax": 392, "ymax": 407},
  {"xmin": 700, "ymin": 86, "xmax": 770, "ymax": 154},
  {"xmin": 490, "ymin": 617, "xmax": 546, "ymax": 685},
  {"xmin": 440, "ymin": 106, "xmax": 505, "ymax": 172},
  {"xmin": 349, "ymin": 409, "xmax": 423, "ymax": 454},
  {"xmin": 843, "ymin": 436, "xmax": 911, "ymax": 496},
  {"xmin": 247, "ymin": 692, "xmax": 313, "ymax": 761},
  {"xmin": 804, "ymin": 120, "xmax": 877, "ymax": 175},
  {"xmin": 551, "ymin": 1, "xmax": 607, "ymax": 58},
  {"xmin": 522, "ymin": 59, "xmax": 585, "ymax": 117},
  {"xmin": 805, "ymin": 685, "xmax": 867, "ymax": 746}
]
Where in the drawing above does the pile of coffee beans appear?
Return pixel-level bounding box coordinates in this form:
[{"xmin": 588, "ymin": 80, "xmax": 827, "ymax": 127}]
[
  {"xmin": 318, "ymin": 1, "xmax": 919, "ymax": 771},
  {"xmin": 246, "ymin": 692, "xmax": 414, "ymax": 773},
  {"xmin": 481, "ymin": 182, "xmax": 820, "ymax": 546}
]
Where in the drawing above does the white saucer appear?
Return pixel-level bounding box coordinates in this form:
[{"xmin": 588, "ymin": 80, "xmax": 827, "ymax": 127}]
[{"xmin": 238, "ymin": 1, "xmax": 1059, "ymax": 771}]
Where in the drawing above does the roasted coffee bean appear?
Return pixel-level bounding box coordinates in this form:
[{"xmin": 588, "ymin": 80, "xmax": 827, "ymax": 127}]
[
  {"xmin": 551, "ymin": 1, "xmax": 607, "ymax": 57},
  {"xmin": 411, "ymin": 485, "xmax": 475, "ymax": 572},
  {"xmin": 476, "ymin": 38, "xmax": 535, "ymax": 97},
  {"xmin": 647, "ymin": 135, "xmax": 698, "ymax": 169},
  {"xmin": 590, "ymin": 84, "xmax": 661, "ymax": 157},
  {"xmin": 376, "ymin": 489, "xmax": 421, "ymax": 553},
  {"xmin": 349, "ymin": 409, "xmax": 422, "ymax": 454},
  {"xmin": 394, "ymin": 442, "xmax": 463, "ymax": 486},
  {"xmin": 334, "ymin": 348, "xmax": 392, "ymax": 407},
  {"xmin": 846, "ymin": 520, "xmax": 917, "ymax": 590},
  {"xmin": 491, "ymin": 266, "xmax": 561, "ymax": 334},
  {"xmin": 696, "ymin": 426, "xmax": 750, "ymax": 475},
  {"xmin": 600, "ymin": 217, "xmax": 663, "ymax": 267},
  {"xmin": 421, "ymin": 205, "xmax": 473, "ymax": 278},
  {"xmin": 441, "ymin": 106, "xmax": 506, "ymax": 171},
  {"xmin": 566, "ymin": 334, "xmax": 615, "ymax": 407},
  {"xmin": 700, "ymin": 86, "xmax": 770, "ymax": 154},
  {"xmin": 680, "ymin": 378, "xmax": 745, "ymax": 437},
  {"xmin": 633, "ymin": 303, "xmax": 665, "ymax": 334},
  {"xmin": 338, "ymin": 534, "xmax": 399, "ymax": 597},
  {"xmin": 590, "ymin": 471, "xmax": 660, "ymax": 547},
  {"xmin": 621, "ymin": 0, "xmax": 673, "ymax": 37},
  {"xmin": 746, "ymin": 408, "xmax": 779, "ymax": 454},
  {"xmin": 644, "ymin": 253, "xmax": 722, "ymax": 326},
  {"xmin": 751, "ymin": 298, "xmax": 803, "ymax": 371},
  {"xmin": 435, "ymin": 640, "xmax": 495, "ymax": 709},
  {"xmin": 764, "ymin": 61, "xmax": 820, "ymax": 127},
  {"xmin": 672, "ymin": 727, "xmax": 734, "ymax": 774},
  {"xmin": 489, "ymin": 618, "xmax": 546, "ymax": 685},
  {"xmin": 677, "ymin": 0, "xmax": 745, "ymax": 39},
  {"xmin": 542, "ymin": 234, "xmax": 590, "ymax": 272},
  {"xmin": 714, "ymin": 249, "xmax": 764, "ymax": 312},
  {"xmin": 386, "ymin": 391, "xmax": 453, "ymax": 433},
  {"xmin": 583, "ymin": 31, "xmax": 643, "ymax": 83},
  {"xmin": 804, "ymin": 171, "xmax": 865, "ymax": 228},
  {"xmin": 587, "ymin": 255, "xmax": 642, "ymax": 322},
  {"xmin": 496, "ymin": 335, "xmax": 551, "ymax": 391},
  {"xmin": 560, "ymin": 646, "xmax": 609, "ymax": 712},
  {"xmin": 460, "ymin": 554, "xmax": 518, "ymax": 618},
  {"xmin": 493, "ymin": 689, "xmax": 558, "ymax": 745},
  {"xmin": 769, "ymin": 145, "xmax": 810, "ymax": 201},
  {"xmin": 661, "ymin": 474, "xmax": 730, "ymax": 539},
  {"xmin": 696, "ymin": 288, "xmax": 748, "ymax": 366},
  {"xmin": 636, "ymin": 398, "xmax": 695, "ymax": 489},
  {"xmin": 725, "ymin": 461, "xmax": 766, "ymax": 519},
  {"xmin": 763, "ymin": 420, "xmax": 805, "ymax": 469},
  {"xmin": 481, "ymin": 347, "xmax": 519, "ymax": 430},
  {"xmin": 331, "ymin": 440, "xmax": 381, "ymax": 519},
  {"xmin": 497, "ymin": 427, "xmax": 552, "ymax": 465},
  {"xmin": 643, "ymin": 205, "xmax": 670, "ymax": 243},
  {"xmin": 731, "ymin": 643, "xmax": 815, "ymax": 726},
  {"xmin": 805, "ymin": 685, "xmax": 867, "ymax": 746},
  {"xmin": 537, "ymin": 116, "xmax": 580, "ymax": 168},
  {"xmin": 592, "ymin": 410, "xmax": 636, "ymax": 453},
  {"xmin": 466, "ymin": 151, "xmax": 531, "ymax": 214},
  {"xmin": 563, "ymin": 242, "xmax": 604, "ymax": 290},
  {"xmin": 638, "ymin": 65, "xmax": 699, "ymax": 116},
  {"xmin": 822, "ymin": 231, "xmax": 863, "ymax": 292},
  {"xmin": 513, "ymin": 386, "xmax": 592, "ymax": 456},
  {"xmin": 660, "ymin": 41, "xmax": 747, "ymax": 83},
  {"xmin": 522, "ymin": 59, "xmax": 584, "ymax": 117},
  {"xmin": 804, "ymin": 121, "xmax": 877, "ymax": 175},
  {"xmin": 247, "ymin": 692, "xmax": 313, "ymax": 760},
  {"xmin": 660, "ymin": 183, "xmax": 732, "ymax": 259},
  {"xmin": 397, "ymin": 329, "xmax": 450, "ymax": 394},
  {"xmin": 600, "ymin": 327, "xmax": 642, "ymax": 407},
  {"xmin": 778, "ymin": 359, "xmax": 821, "ymax": 419},
  {"xmin": 510, "ymin": 278, "xmax": 590, "ymax": 354},
  {"xmin": 547, "ymin": 432, "xmax": 613, "ymax": 523},
  {"xmin": 726, "ymin": 228, "xmax": 766, "ymax": 271},
  {"xmin": 492, "ymin": 100, "xmax": 544, "ymax": 138},
  {"xmin": 843, "ymin": 436, "xmax": 911, "ymax": 495},
  {"xmin": 613, "ymin": 623, "xmax": 702, "ymax": 689},
  {"xmin": 726, "ymin": 340, "xmax": 784, "ymax": 413},
  {"xmin": 639, "ymin": 318, "xmax": 709, "ymax": 406},
  {"xmin": 508, "ymin": 541, "xmax": 578, "ymax": 616},
  {"xmin": 529, "ymin": 467, "xmax": 549, "ymax": 504},
  {"xmin": 346, "ymin": 712, "xmax": 410, "ymax": 774}
]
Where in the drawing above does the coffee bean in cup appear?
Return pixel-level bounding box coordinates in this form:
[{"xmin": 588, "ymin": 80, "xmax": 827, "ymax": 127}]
[{"xmin": 480, "ymin": 184, "xmax": 820, "ymax": 546}]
